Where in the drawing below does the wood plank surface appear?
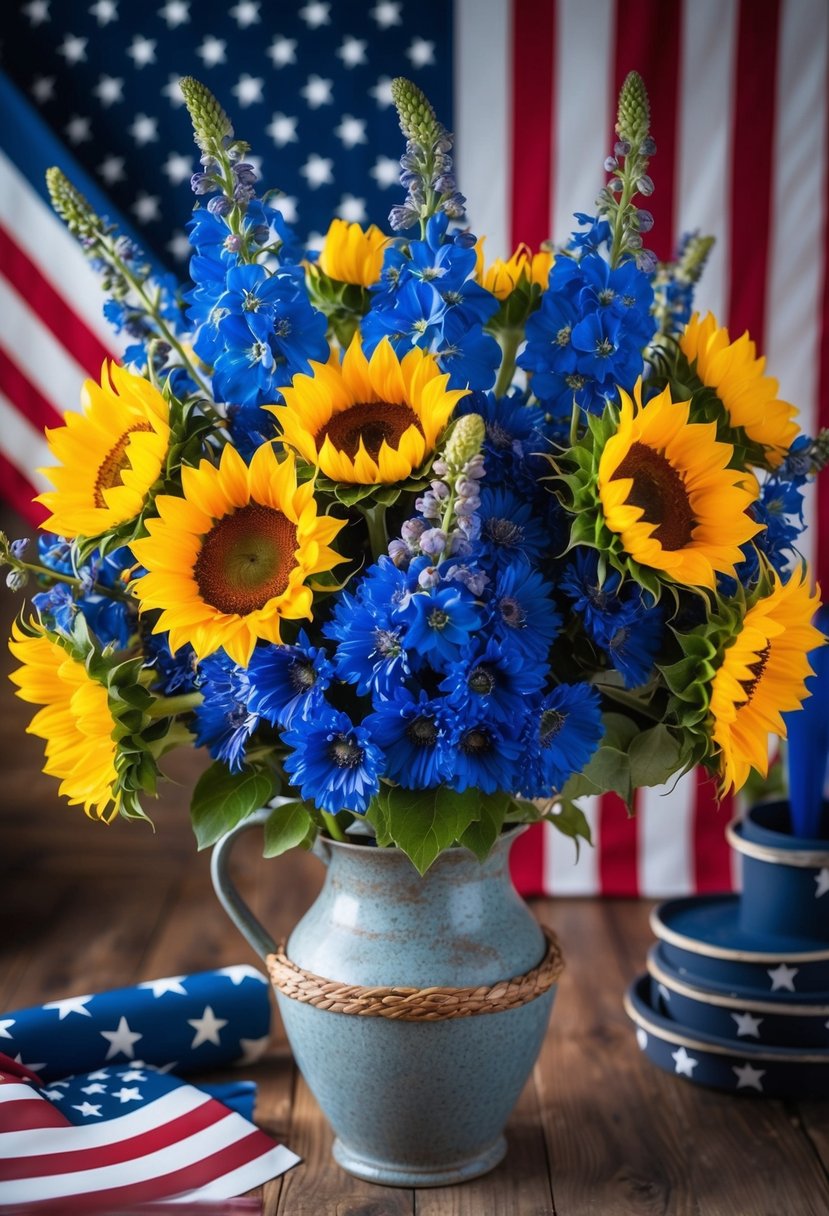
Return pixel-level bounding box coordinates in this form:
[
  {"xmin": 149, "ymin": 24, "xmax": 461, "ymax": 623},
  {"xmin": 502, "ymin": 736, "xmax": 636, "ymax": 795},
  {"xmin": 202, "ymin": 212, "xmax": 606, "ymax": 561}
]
[{"xmin": 2, "ymin": 506, "xmax": 828, "ymax": 1215}]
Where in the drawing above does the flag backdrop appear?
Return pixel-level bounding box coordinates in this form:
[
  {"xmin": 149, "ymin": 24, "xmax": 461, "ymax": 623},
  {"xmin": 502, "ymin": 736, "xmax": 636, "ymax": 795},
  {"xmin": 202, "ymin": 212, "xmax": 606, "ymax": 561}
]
[{"xmin": 1, "ymin": 0, "xmax": 827, "ymax": 897}]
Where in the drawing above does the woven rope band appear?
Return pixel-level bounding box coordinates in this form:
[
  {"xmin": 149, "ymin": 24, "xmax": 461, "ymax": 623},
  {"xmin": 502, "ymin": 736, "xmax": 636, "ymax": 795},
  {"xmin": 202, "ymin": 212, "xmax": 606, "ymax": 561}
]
[{"xmin": 266, "ymin": 924, "xmax": 563, "ymax": 1022}]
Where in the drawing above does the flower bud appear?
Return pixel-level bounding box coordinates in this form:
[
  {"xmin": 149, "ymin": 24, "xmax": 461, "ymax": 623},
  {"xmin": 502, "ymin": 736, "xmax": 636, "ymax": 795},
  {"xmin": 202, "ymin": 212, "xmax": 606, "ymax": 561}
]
[{"xmin": 444, "ymin": 414, "xmax": 485, "ymax": 469}]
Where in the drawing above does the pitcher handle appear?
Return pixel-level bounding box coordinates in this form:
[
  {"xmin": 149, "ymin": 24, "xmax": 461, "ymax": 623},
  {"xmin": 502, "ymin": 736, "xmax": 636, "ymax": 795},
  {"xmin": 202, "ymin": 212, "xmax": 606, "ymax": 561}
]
[{"xmin": 210, "ymin": 806, "xmax": 278, "ymax": 961}]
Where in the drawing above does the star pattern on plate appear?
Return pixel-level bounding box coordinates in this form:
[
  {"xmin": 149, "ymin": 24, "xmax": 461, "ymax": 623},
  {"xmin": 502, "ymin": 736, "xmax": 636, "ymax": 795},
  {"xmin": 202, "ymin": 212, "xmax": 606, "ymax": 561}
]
[
  {"xmin": 767, "ymin": 963, "xmax": 799, "ymax": 992},
  {"xmin": 731, "ymin": 1011, "xmax": 763, "ymax": 1038},
  {"xmin": 814, "ymin": 868, "xmax": 829, "ymax": 899},
  {"xmin": 671, "ymin": 1046, "xmax": 698, "ymax": 1077},
  {"xmin": 733, "ymin": 1061, "xmax": 765, "ymax": 1091}
]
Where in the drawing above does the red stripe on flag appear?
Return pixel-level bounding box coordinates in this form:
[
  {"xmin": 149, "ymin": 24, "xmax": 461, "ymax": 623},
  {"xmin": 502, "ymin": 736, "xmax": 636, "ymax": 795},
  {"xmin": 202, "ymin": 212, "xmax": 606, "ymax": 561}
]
[
  {"xmin": 0, "ymin": 1098, "xmax": 70, "ymax": 1133},
  {"xmin": 509, "ymin": 821, "xmax": 545, "ymax": 896},
  {"xmin": 0, "ymin": 451, "xmax": 44, "ymax": 528},
  {"xmin": 818, "ymin": 32, "xmax": 829, "ymax": 593},
  {"xmin": 727, "ymin": 0, "xmax": 781, "ymax": 349},
  {"xmin": 0, "ymin": 1098, "xmax": 226, "ymax": 1181},
  {"xmin": 0, "ymin": 348, "xmax": 63, "ymax": 437},
  {"xmin": 510, "ymin": 0, "xmax": 556, "ymax": 250},
  {"xmin": 0, "ymin": 227, "xmax": 111, "ymax": 378},
  {"xmin": 598, "ymin": 792, "xmax": 639, "ymax": 897},
  {"xmin": 611, "ymin": 0, "xmax": 683, "ymax": 262},
  {"xmin": 692, "ymin": 772, "xmax": 734, "ymax": 893}
]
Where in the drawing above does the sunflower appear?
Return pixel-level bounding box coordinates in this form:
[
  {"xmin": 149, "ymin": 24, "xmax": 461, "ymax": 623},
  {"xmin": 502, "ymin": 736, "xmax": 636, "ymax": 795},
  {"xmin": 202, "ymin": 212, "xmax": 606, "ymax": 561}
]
[
  {"xmin": 272, "ymin": 336, "xmax": 467, "ymax": 485},
  {"xmin": 316, "ymin": 218, "xmax": 388, "ymax": 287},
  {"xmin": 680, "ymin": 312, "xmax": 798, "ymax": 467},
  {"xmin": 8, "ymin": 620, "xmax": 121, "ymax": 820},
  {"xmin": 597, "ymin": 383, "xmax": 761, "ymax": 588},
  {"xmin": 709, "ymin": 568, "xmax": 823, "ymax": 793},
  {"xmin": 476, "ymin": 240, "xmax": 553, "ymax": 299},
  {"xmin": 130, "ymin": 442, "xmax": 346, "ymax": 667},
  {"xmin": 38, "ymin": 361, "xmax": 171, "ymax": 539}
]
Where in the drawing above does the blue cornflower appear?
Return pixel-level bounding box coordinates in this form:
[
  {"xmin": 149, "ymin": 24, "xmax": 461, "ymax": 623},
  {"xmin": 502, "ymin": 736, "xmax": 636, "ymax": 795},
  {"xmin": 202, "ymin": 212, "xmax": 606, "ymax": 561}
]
[
  {"xmin": 519, "ymin": 683, "xmax": 604, "ymax": 797},
  {"xmin": 605, "ymin": 612, "xmax": 664, "ymax": 689},
  {"xmin": 283, "ymin": 709, "xmax": 383, "ymax": 815},
  {"xmin": 440, "ymin": 636, "xmax": 545, "ymax": 723},
  {"xmin": 478, "ymin": 486, "xmax": 548, "ymax": 573},
  {"xmin": 489, "ymin": 560, "xmax": 561, "ymax": 662},
  {"xmin": 247, "ymin": 632, "xmax": 334, "ymax": 727},
  {"xmin": 401, "ymin": 584, "xmax": 483, "ymax": 666},
  {"xmin": 448, "ymin": 714, "xmax": 524, "ymax": 794},
  {"xmin": 193, "ymin": 654, "xmax": 258, "ymax": 774},
  {"xmin": 365, "ymin": 688, "xmax": 455, "ymax": 789},
  {"xmin": 143, "ymin": 632, "xmax": 199, "ymax": 695},
  {"xmin": 326, "ymin": 592, "xmax": 413, "ymax": 698}
]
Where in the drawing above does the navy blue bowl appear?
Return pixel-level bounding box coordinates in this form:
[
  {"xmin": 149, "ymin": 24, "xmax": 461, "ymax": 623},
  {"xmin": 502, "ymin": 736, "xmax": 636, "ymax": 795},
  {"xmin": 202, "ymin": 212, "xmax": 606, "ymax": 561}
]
[
  {"xmin": 647, "ymin": 946, "xmax": 829, "ymax": 1048},
  {"xmin": 651, "ymin": 895, "xmax": 829, "ymax": 994},
  {"xmin": 625, "ymin": 974, "xmax": 829, "ymax": 1098},
  {"xmin": 729, "ymin": 803, "xmax": 829, "ymax": 944}
]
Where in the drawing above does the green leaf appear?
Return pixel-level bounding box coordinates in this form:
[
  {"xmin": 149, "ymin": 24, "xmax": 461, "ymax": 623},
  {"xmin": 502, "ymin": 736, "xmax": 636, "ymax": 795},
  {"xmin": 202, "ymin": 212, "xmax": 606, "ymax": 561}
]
[
  {"xmin": 365, "ymin": 788, "xmax": 394, "ymax": 847},
  {"xmin": 582, "ymin": 745, "xmax": 631, "ymax": 804},
  {"xmin": 627, "ymin": 724, "xmax": 683, "ymax": 789},
  {"xmin": 263, "ymin": 801, "xmax": 314, "ymax": 858},
  {"xmin": 545, "ymin": 800, "xmax": 593, "ymax": 859},
  {"xmin": 190, "ymin": 763, "xmax": 275, "ymax": 850},
  {"xmin": 458, "ymin": 791, "xmax": 509, "ymax": 861},
  {"xmin": 383, "ymin": 785, "xmax": 481, "ymax": 874}
]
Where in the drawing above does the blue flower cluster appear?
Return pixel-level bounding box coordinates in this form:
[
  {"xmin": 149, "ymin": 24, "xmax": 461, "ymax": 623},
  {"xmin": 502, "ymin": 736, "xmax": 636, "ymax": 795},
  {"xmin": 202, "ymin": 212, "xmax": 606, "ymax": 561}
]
[
  {"xmin": 186, "ymin": 199, "xmax": 328, "ymax": 415},
  {"xmin": 32, "ymin": 535, "xmax": 137, "ymax": 649},
  {"xmin": 362, "ymin": 214, "xmax": 501, "ymax": 390},
  {"xmin": 518, "ymin": 246, "xmax": 656, "ymax": 416}
]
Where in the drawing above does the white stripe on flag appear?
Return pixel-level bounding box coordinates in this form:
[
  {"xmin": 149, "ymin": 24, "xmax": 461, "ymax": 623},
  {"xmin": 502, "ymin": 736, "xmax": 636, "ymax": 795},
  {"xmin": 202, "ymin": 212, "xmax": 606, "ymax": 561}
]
[
  {"xmin": 0, "ymin": 1109, "xmax": 256, "ymax": 1201},
  {"xmin": 0, "ymin": 1086, "xmax": 208, "ymax": 1157},
  {"xmin": 765, "ymin": 0, "xmax": 829, "ymax": 570},
  {"xmin": 0, "ymin": 391, "xmax": 52, "ymax": 490},
  {"xmin": 0, "ymin": 1084, "xmax": 46, "ymax": 1104},
  {"xmin": 0, "ymin": 151, "xmax": 121, "ymax": 355},
  {"xmin": 675, "ymin": 0, "xmax": 738, "ymax": 323},
  {"xmin": 171, "ymin": 1144, "xmax": 301, "ymax": 1202},
  {"xmin": 543, "ymin": 795, "xmax": 600, "ymax": 895},
  {"xmin": 0, "ymin": 275, "xmax": 88, "ymax": 419},
  {"xmin": 638, "ymin": 773, "xmax": 695, "ymax": 898},
  {"xmin": 454, "ymin": 0, "xmax": 510, "ymax": 260},
  {"xmin": 551, "ymin": 0, "xmax": 615, "ymax": 249}
]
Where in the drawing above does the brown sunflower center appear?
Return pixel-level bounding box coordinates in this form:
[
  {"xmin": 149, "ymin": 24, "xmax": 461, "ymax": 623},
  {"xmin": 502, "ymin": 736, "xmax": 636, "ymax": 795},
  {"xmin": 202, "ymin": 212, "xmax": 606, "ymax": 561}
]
[
  {"xmin": 612, "ymin": 441, "xmax": 695, "ymax": 551},
  {"xmin": 194, "ymin": 504, "xmax": 298, "ymax": 616},
  {"xmin": 94, "ymin": 423, "xmax": 153, "ymax": 508},
  {"xmin": 740, "ymin": 642, "xmax": 772, "ymax": 703},
  {"xmin": 317, "ymin": 402, "xmax": 423, "ymax": 460}
]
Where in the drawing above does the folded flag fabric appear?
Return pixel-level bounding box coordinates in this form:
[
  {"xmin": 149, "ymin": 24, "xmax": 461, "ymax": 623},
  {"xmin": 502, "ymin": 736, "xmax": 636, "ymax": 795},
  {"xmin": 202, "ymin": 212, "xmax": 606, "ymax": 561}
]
[
  {"xmin": 0, "ymin": 967, "xmax": 272, "ymax": 1083},
  {"xmin": 0, "ymin": 1054, "xmax": 300, "ymax": 1209}
]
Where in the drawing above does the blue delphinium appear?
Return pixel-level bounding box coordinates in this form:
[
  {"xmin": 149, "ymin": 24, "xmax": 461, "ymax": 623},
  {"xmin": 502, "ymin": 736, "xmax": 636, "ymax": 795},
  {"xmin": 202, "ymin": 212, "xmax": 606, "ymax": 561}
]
[
  {"xmin": 35, "ymin": 538, "xmax": 137, "ymax": 649},
  {"xmin": 247, "ymin": 632, "xmax": 334, "ymax": 727},
  {"xmin": 518, "ymin": 250, "xmax": 656, "ymax": 415},
  {"xmin": 283, "ymin": 709, "xmax": 383, "ymax": 815},
  {"xmin": 194, "ymin": 654, "xmax": 258, "ymax": 773},
  {"xmin": 520, "ymin": 683, "xmax": 605, "ymax": 797}
]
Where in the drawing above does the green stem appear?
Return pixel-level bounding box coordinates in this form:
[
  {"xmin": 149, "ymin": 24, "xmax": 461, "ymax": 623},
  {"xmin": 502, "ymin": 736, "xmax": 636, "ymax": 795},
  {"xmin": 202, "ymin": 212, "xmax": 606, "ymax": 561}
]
[
  {"xmin": 149, "ymin": 720, "xmax": 194, "ymax": 755},
  {"xmin": 321, "ymin": 810, "xmax": 349, "ymax": 842},
  {"xmin": 18, "ymin": 561, "xmax": 132, "ymax": 602},
  {"xmin": 146, "ymin": 692, "xmax": 203, "ymax": 719},
  {"xmin": 494, "ymin": 329, "xmax": 521, "ymax": 397},
  {"xmin": 360, "ymin": 502, "xmax": 389, "ymax": 561},
  {"xmin": 595, "ymin": 681, "xmax": 662, "ymax": 721}
]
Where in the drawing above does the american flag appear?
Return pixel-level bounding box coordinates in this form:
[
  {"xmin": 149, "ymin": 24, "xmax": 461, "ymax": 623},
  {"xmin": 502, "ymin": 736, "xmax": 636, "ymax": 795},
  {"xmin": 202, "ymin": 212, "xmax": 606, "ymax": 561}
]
[
  {"xmin": 1, "ymin": 0, "xmax": 827, "ymax": 898},
  {"xmin": 0, "ymin": 1054, "xmax": 299, "ymax": 1209}
]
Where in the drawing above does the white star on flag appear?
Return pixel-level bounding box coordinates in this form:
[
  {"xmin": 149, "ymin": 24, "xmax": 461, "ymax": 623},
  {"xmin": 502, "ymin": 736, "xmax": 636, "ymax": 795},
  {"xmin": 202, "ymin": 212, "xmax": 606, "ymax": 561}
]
[
  {"xmin": 230, "ymin": 0, "xmax": 260, "ymax": 27},
  {"xmin": 72, "ymin": 1101, "xmax": 103, "ymax": 1118},
  {"xmin": 301, "ymin": 154, "xmax": 334, "ymax": 188},
  {"xmin": 196, "ymin": 36, "xmax": 226, "ymax": 68},
  {"xmin": 267, "ymin": 113, "xmax": 299, "ymax": 146},
  {"xmin": 370, "ymin": 76, "xmax": 394, "ymax": 107},
  {"xmin": 406, "ymin": 37, "xmax": 435, "ymax": 68},
  {"xmin": 80, "ymin": 1082, "xmax": 107, "ymax": 1095},
  {"xmin": 94, "ymin": 75, "xmax": 123, "ymax": 106},
  {"xmin": 89, "ymin": 0, "xmax": 118, "ymax": 24},
  {"xmin": 216, "ymin": 965, "xmax": 268, "ymax": 986},
  {"xmin": 161, "ymin": 74, "xmax": 185, "ymax": 106},
  {"xmin": 232, "ymin": 74, "xmax": 264, "ymax": 107},
  {"xmin": 15, "ymin": 1053, "xmax": 46, "ymax": 1074},
  {"xmin": 23, "ymin": 0, "xmax": 50, "ymax": 24},
  {"xmin": 86, "ymin": 1068, "xmax": 110, "ymax": 1082},
  {"xmin": 43, "ymin": 995, "xmax": 93, "ymax": 1020},
  {"xmin": 158, "ymin": 0, "xmax": 189, "ymax": 27},
  {"xmin": 238, "ymin": 1035, "xmax": 271, "ymax": 1063},
  {"xmin": 671, "ymin": 1046, "xmax": 698, "ymax": 1077},
  {"xmin": 119, "ymin": 1069, "xmax": 147, "ymax": 1082},
  {"xmin": 767, "ymin": 963, "xmax": 798, "ymax": 992},
  {"xmin": 371, "ymin": 156, "xmax": 400, "ymax": 188},
  {"xmin": 337, "ymin": 37, "xmax": 367, "ymax": 68},
  {"xmin": 731, "ymin": 1011, "xmax": 763, "ymax": 1038},
  {"xmin": 31, "ymin": 77, "xmax": 55, "ymax": 103},
  {"xmin": 337, "ymin": 195, "xmax": 367, "ymax": 223},
  {"xmin": 162, "ymin": 154, "xmax": 193, "ymax": 186},
  {"xmin": 187, "ymin": 1006, "xmax": 228, "ymax": 1049},
  {"xmin": 139, "ymin": 975, "xmax": 189, "ymax": 998},
  {"xmin": 98, "ymin": 156, "xmax": 125, "ymax": 184},
  {"xmin": 733, "ymin": 1061, "xmax": 765, "ymax": 1091},
  {"xmin": 299, "ymin": 0, "xmax": 330, "ymax": 27},
  {"xmin": 57, "ymin": 34, "xmax": 88, "ymax": 64},
  {"xmin": 814, "ymin": 868, "xmax": 829, "ymax": 898},
  {"xmin": 100, "ymin": 1016, "xmax": 143, "ymax": 1060},
  {"xmin": 65, "ymin": 116, "xmax": 92, "ymax": 145},
  {"xmin": 371, "ymin": 0, "xmax": 402, "ymax": 27},
  {"xmin": 113, "ymin": 1086, "xmax": 143, "ymax": 1103},
  {"xmin": 335, "ymin": 116, "xmax": 367, "ymax": 148},
  {"xmin": 127, "ymin": 35, "xmax": 156, "ymax": 68},
  {"xmin": 267, "ymin": 37, "xmax": 297, "ymax": 67},
  {"xmin": 129, "ymin": 113, "xmax": 158, "ymax": 145},
  {"xmin": 167, "ymin": 230, "xmax": 192, "ymax": 261},
  {"xmin": 132, "ymin": 193, "xmax": 161, "ymax": 223},
  {"xmin": 0, "ymin": 1019, "xmax": 15, "ymax": 1039},
  {"xmin": 301, "ymin": 75, "xmax": 333, "ymax": 108}
]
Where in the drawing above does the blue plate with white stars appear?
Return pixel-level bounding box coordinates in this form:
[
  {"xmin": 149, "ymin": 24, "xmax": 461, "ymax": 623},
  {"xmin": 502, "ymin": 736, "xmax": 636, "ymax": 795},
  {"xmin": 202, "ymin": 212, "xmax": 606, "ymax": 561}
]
[
  {"xmin": 651, "ymin": 895, "xmax": 829, "ymax": 994},
  {"xmin": 647, "ymin": 946, "xmax": 829, "ymax": 1049},
  {"xmin": 625, "ymin": 975, "xmax": 829, "ymax": 1099}
]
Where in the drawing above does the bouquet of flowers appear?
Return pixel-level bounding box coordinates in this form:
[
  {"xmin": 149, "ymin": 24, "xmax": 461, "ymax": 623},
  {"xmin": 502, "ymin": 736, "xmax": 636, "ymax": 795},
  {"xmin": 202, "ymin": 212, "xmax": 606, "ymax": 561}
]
[{"xmin": 3, "ymin": 72, "xmax": 827, "ymax": 873}]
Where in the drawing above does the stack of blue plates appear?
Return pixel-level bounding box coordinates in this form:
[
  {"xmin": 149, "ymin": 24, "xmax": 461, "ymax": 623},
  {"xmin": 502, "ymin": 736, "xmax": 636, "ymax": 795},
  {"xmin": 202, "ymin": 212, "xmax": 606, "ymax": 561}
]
[{"xmin": 624, "ymin": 804, "xmax": 829, "ymax": 1098}]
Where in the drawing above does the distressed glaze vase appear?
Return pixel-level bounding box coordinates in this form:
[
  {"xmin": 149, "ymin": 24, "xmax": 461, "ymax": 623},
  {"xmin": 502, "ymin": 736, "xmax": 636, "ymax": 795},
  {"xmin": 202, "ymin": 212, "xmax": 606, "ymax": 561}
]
[{"xmin": 211, "ymin": 811, "xmax": 560, "ymax": 1187}]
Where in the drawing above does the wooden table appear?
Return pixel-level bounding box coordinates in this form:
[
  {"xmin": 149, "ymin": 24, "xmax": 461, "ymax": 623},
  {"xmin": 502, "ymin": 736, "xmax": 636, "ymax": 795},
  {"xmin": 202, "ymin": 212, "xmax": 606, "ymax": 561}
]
[{"xmin": 2, "ymin": 572, "xmax": 829, "ymax": 1214}]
